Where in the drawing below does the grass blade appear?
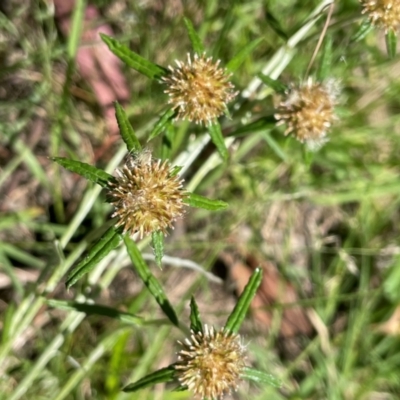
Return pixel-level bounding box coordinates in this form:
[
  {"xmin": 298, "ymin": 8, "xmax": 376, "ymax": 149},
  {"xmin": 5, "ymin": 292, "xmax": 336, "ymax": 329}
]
[
  {"xmin": 258, "ymin": 73, "xmax": 287, "ymax": 94},
  {"xmin": 241, "ymin": 367, "xmax": 282, "ymax": 388},
  {"xmin": 224, "ymin": 268, "xmax": 263, "ymax": 334},
  {"xmin": 317, "ymin": 34, "xmax": 332, "ymax": 81},
  {"xmin": 148, "ymin": 108, "xmax": 175, "ymax": 141},
  {"xmin": 52, "ymin": 157, "xmax": 113, "ymax": 188},
  {"xmin": 123, "ymin": 236, "xmax": 179, "ymax": 326},
  {"xmin": 100, "ymin": 33, "xmax": 167, "ymax": 80},
  {"xmin": 123, "ymin": 366, "xmax": 176, "ymax": 392},
  {"xmin": 208, "ymin": 121, "xmax": 228, "ymax": 160},
  {"xmin": 47, "ymin": 299, "xmax": 144, "ymax": 325},
  {"xmin": 183, "ymin": 17, "xmax": 205, "ymax": 54},
  {"xmin": 351, "ymin": 19, "xmax": 373, "ymax": 42},
  {"xmin": 226, "ymin": 38, "xmax": 263, "ymax": 73},
  {"xmin": 151, "ymin": 230, "xmax": 164, "ymax": 268},
  {"xmin": 189, "ymin": 296, "xmax": 203, "ymax": 333},
  {"xmin": 66, "ymin": 227, "xmax": 122, "ymax": 288},
  {"xmin": 183, "ymin": 192, "xmax": 228, "ymax": 211},
  {"xmin": 114, "ymin": 102, "xmax": 141, "ymax": 152},
  {"xmin": 386, "ymin": 29, "xmax": 397, "ymax": 59}
]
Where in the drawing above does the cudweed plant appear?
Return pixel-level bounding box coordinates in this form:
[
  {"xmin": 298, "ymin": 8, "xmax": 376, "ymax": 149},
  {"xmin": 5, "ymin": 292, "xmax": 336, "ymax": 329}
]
[
  {"xmin": 52, "ymin": 17, "xmax": 283, "ymax": 398},
  {"xmin": 122, "ymin": 269, "xmax": 281, "ymax": 399},
  {"xmin": 38, "ymin": 2, "xmax": 399, "ymax": 398}
]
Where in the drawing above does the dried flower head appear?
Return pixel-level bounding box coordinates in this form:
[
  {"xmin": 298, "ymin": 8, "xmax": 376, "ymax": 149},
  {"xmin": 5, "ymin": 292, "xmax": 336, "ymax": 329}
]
[
  {"xmin": 360, "ymin": 0, "xmax": 400, "ymax": 33},
  {"xmin": 275, "ymin": 78, "xmax": 339, "ymax": 150},
  {"xmin": 162, "ymin": 53, "xmax": 238, "ymax": 125},
  {"xmin": 175, "ymin": 325, "xmax": 247, "ymax": 399},
  {"xmin": 107, "ymin": 151, "xmax": 186, "ymax": 238}
]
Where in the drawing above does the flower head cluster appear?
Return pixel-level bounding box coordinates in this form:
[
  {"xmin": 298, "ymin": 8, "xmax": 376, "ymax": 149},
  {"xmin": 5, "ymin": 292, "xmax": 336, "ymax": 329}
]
[
  {"xmin": 175, "ymin": 324, "xmax": 247, "ymax": 399},
  {"xmin": 360, "ymin": 0, "xmax": 400, "ymax": 33},
  {"xmin": 107, "ymin": 151, "xmax": 186, "ymax": 238},
  {"xmin": 275, "ymin": 78, "xmax": 339, "ymax": 150},
  {"xmin": 162, "ymin": 53, "xmax": 238, "ymax": 125}
]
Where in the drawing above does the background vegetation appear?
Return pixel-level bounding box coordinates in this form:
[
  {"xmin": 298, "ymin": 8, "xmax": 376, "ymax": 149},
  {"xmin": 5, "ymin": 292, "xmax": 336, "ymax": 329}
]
[{"xmin": 1, "ymin": 0, "xmax": 400, "ymax": 399}]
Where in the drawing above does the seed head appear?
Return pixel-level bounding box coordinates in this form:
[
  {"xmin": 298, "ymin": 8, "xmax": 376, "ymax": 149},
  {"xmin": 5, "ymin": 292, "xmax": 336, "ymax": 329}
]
[
  {"xmin": 360, "ymin": 0, "xmax": 400, "ymax": 33},
  {"xmin": 162, "ymin": 53, "xmax": 238, "ymax": 125},
  {"xmin": 275, "ymin": 78, "xmax": 339, "ymax": 150},
  {"xmin": 107, "ymin": 152, "xmax": 186, "ymax": 238},
  {"xmin": 175, "ymin": 325, "xmax": 247, "ymax": 399}
]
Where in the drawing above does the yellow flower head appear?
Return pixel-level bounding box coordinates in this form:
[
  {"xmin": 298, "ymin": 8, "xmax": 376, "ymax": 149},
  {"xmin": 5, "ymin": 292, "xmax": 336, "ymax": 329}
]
[
  {"xmin": 275, "ymin": 78, "xmax": 339, "ymax": 150},
  {"xmin": 107, "ymin": 151, "xmax": 186, "ymax": 238},
  {"xmin": 360, "ymin": 0, "xmax": 400, "ymax": 33},
  {"xmin": 162, "ymin": 53, "xmax": 238, "ymax": 125},
  {"xmin": 175, "ymin": 325, "xmax": 247, "ymax": 399}
]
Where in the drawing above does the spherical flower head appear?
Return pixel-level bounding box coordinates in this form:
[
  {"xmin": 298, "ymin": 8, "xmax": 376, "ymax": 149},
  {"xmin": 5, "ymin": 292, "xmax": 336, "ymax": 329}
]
[
  {"xmin": 107, "ymin": 151, "xmax": 186, "ymax": 238},
  {"xmin": 162, "ymin": 53, "xmax": 238, "ymax": 125},
  {"xmin": 360, "ymin": 0, "xmax": 400, "ymax": 33},
  {"xmin": 275, "ymin": 78, "xmax": 339, "ymax": 151},
  {"xmin": 175, "ymin": 325, "xmax": 247, "ymax": 399}
]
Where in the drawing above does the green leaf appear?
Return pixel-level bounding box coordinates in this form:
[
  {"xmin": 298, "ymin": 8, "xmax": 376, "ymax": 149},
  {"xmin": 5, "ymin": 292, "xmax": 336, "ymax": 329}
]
[
  {"xmin": 383, "ymin": 257, "xmax": 400, "ymax": 302},
  {"xmin": 152, "ymin": 230, "xmax": 164, "ymax": 268},
  {"xmin": 123, "ymin": 236, "xmax": 179, "ymax": 326},
  {"xmin": 46, "ymin": 299, "xmax": 143, "ymax": 325},
  {"xmin": 183, "ymin": 192, "xmax": 228, "ymax": 211},
  {"xmin": 114, "ymin": 102, "xmax": 141, "ymax": 153},
  {"xmin": 261, "ymin": 131, "xmax": 287, "ymax": 162},
  {"xmin": 258, "ymin": 73, "xmax": 287, "ymax": 94},
  {"xmin": 351, "ymin": 19, "xmax": 373, "ymax": 42},
  {"xmin": 208, "ymin": 121, "xmax": 228, "ymax": 160},
  {"xmin": 66, "ymin": 227, "xmax": 122, "ymax": 288},
  {"xmin": 100, "ymin": 33, "xmax": 167, "ymax": 80},
  {"xmin": 317, "ymin": 35, "xmax": 332, "ymax": 81},
  {"xmin": 241, "ymin": 367, "xmax": 282, "ymax": 388},
  {"xmin": 52, "ymin": 157, "xmax": 113, "ymax": 188},
  {"xmin": 229, "ymin": 116, "xmax": 276, "ymax": 137},
  {"xmin": 189, "ymin": 296, "xmax": 203, "ymax": 333},
  {"xmin": 170, "ymin": 165, "xmax": 183, "ymax": 177},
  {"xmin": 385, "ymin": 29, "xmax": 397, "ymax": 59},
  {"xmin": 123, "ymin": 366, "xmax": 176, "ymax": 392},
  {"xmin": 224, "ymin": 268, "xmax": 263, "ymax": 334},
  {"xmin": 183, "ymin": 17, "xmax": 205, "ymax": 54},
  {"xmin": 265, "ymin": 9, "xmax": 288, "ymax": 41},
  {"xmin": 226, "ymin": 38, "xmax": 263, "ymax": 73},
  {"xmin": 148, "ymin": 108, "xmax": 175, "ymax": 141}
]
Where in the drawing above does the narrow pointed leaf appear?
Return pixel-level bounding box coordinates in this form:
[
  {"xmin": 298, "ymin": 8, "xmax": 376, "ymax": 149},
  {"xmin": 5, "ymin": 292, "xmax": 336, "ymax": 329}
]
[
  {"xmin": 226, "ymin": 38, "xmax": 263, "ymax": 73},
  {"xmin": 66, "ymin": 227, "xmax": 122, "ymax": 288},
  {"xmin": 123, "ymin": 366, "xmax": 176, "ymax": 392},
  {"xmin": 229, "ymin": 116, "xmax": 276, "ymax": 137},
  {"xmin": 265, "ymin": 10, "xmax": 288, "ymax": 41},
  {"xmin": 183, "ymin": 193, "xmax": 228, "ymax": 211},
  {"xmin": 317, "ymin": 35, "xmax": 332, "ymax": 81},
  {"xmin": 258, "ymin": 73, "xmax": 287, "ymax": 94},
  {"xmin": 351, "ymin": 19, "xmax": 373, "ymax": 42},
  {"xmin": 114, "ymin": 102, "xmax": 141, "ymax": 152},
  {"xmin": 241, "ymin": 367, "xmax": 282, "ymax": 388},
  {"xmin": 152, "ymin": 230, "xmax": 164, "ymax": 268},
  {"xmin": 170, "ymin": 165, "xmax": 183, "ymax": 177},
  {"xmin": 100, "ymin": 33, "xmax": 167, "ymax": 80},
  {"xmin": 208, "ymin": 121, "xmax": 228, "ymax": 160},
  {"xmin": 261, "ymin": 131, "xmax": 287, "ymax": 162},
  {"xmin": 183, "ymin": 17, "xmax": 205, "ymax": 54},
  {"xmin": 123, "ymin": 236, "xmax": 179, "ymax": 326},
  {"xmin": 386, "ymin": 29, "xmax": 397, "ymax": 59},
  {"xmin": 47, "ymin": 299, "xmax": 143, "ymax": 325},
  {"xmin": 224, "ymin": 268, "xmax": 263, "ymax": 334},
  {"xmin": 52, "ymin": 157, "xmax": 113, "ymax": 188},
  {"xmin": 189, "ymin": 296, "xmax": 203, "ymax": 333},
  {"xmin": 148, "ymin": 108, "xmax": 175, "ymax": 141}
]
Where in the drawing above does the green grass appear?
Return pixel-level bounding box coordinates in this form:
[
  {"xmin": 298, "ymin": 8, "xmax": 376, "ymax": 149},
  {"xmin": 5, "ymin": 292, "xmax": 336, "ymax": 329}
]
[{"xmin": 1, "ymin": 0, "xmax": 400, "ymax": 399}]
